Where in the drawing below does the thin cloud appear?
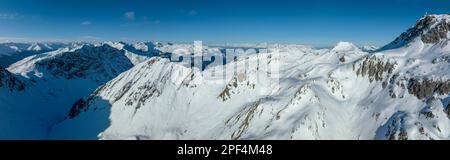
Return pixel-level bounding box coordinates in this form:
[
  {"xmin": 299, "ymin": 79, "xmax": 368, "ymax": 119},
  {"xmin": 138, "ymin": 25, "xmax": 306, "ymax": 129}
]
[
  {"xmin": 0, "ymin": 37, "xmax": 68, "ymax": 43},
  {"xmin": 81, "ymin": 21, "xmax": 92, "ymax": 25},
  {"xmin": 179, "ymin": 9, "xmax": 198, "ymax": 16},
  {"xmin": 124, "ymin": 11, "xmax": 135, "ymax": 20},
  {"xmin": 80, "ymin": 36, "xmax": 102, "ymax": 39},
  {"xmin": 188, "ymin": 10, "xmax": 198, "ymax": 16},
  {"xmin": 0, "ymin": 37, "xmax": 28, "ymax": 42},
  {"xmin": 79, "ymin": 36, "xmax": 103, "ymax": 42},
  {"xmin": 0, "ymin": 13, "xmax": 22, "ymax": 20}
]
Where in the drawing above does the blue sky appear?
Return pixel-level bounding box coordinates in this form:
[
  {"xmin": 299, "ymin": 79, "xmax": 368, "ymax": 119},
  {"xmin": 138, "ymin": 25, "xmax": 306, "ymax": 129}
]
[{"xmin": 0, "ymin": 0, "xmax": 449, "ymax": 47}]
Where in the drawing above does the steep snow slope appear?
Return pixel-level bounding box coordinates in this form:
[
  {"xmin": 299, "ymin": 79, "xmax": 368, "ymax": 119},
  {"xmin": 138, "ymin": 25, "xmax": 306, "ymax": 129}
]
[{"xmin": 51, "ymin": 14, "xmax": 450, "ymax": 140}]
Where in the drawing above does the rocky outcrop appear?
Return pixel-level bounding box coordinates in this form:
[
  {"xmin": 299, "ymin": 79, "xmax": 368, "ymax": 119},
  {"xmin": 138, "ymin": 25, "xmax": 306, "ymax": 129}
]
[
  {"xmin": 218, "ymin": 73, "xmax": 255, "ymax": 102},
  {"xmin": 387, "ymin": 15, "xmax": 435, "ymax": 46},
  {"xmin": 125, "ymin": 81, "xmax": 161, "ymax": 111},
  {"xmin": 380, "ymin": 15, "xmax": 450, "ymax": 50},
  {"xmin": 432, "ymin": 55, "xmax": 450, "ymax": 64},
  {"xmin": 444, "ymin": 103, "xmax": 450, "ymax": 119},
  {"xmin": 0, "ymin": 66, "xmax": 25, "ymax": 91},
  {"xmin": 339, "ymin": 56, "xmax": 345, "ymax": 63},
  {"xmin": 68, "ymin": 98, "xmax": 87, "ymax": 119},
  {"xmin": 67, "ymin": 84, "xmax": 109, "ymax": 119},
  {"xmin": 226, "ymin": 100, "xmax": 261, "ymax": 140},
  {"xmin": 421, "ymin": 19, "xmax": 450, "ymax": 43},
  {"xmin": 407, "ymin": 79, "xmax": 450, "ymax": 99},
  {"xmin": 379, "ymin": 112, "xmax": 409, "ymax": 140},
  {"xmin": 354, "ymin": 56, "xmax": 395, "ymax": 82}
]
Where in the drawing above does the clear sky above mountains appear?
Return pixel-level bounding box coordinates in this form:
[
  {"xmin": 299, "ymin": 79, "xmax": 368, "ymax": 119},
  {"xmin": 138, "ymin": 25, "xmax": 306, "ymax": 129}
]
[{"xmin": 1, "ymin": 0, "xmax": 450, "ymax": 47}]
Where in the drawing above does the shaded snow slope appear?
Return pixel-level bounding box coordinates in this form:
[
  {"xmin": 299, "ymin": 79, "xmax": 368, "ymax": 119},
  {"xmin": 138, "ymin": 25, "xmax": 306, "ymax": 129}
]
[{"xmin": 0, "ymin": 44, "xmax": 137, "ymax": 139}]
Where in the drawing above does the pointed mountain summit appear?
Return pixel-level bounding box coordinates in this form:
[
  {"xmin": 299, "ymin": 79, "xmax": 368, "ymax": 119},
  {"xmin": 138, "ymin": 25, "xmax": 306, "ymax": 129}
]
[{"xmin": 380, "ymin": 14, "xmax": 450, "ymax": 50}]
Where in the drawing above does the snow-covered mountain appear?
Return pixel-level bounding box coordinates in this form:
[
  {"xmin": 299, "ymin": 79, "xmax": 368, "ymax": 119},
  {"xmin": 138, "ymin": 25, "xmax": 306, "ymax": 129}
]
[
  {"xmin": 361, "ymin": 45, "xmax": 378, "ymax": 53},
  {"xmin": 1, "ymin": 14, "xmax": 450, "ymax": 140},
  {"xmin": 0, "ymin": 43, "xmax": 158, "ymax": 139},
  {"xmin": 379, "ymin": 14, "xmax": 450, "ymax": 51},
  {"xmin": 47, "ymin": 14, "xmax": 450, "ymax": 140},
  {"xmin": 101, "ymin": 41, "xmax": 161, "ymax": 65},
  {"xmin": 0, "ymin": 42, "xmax": 71, "ymax": 67}
]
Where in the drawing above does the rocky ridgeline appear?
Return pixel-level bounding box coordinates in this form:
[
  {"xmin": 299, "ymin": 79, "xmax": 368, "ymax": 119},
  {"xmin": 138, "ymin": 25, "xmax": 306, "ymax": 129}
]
[
  {"xmin": 0, "ymin": 66, "xmax": 25, "ymax": 91},
  {"xmin": 37, "ymin": 44, "xmax": 133, "ymax": 82},
  {"xmin": 381, "ymin": 15, "xmax": 450, "ymax": 50},
  {"xmin": 67, "ymin": 58, "xmax": 163, "ymax": 119},
  {"xmin": 218, "ymin": 73, "xmax": 256, "ymax": 102},
  {"xmin": 407, "ymin": 78, "xmax": 450, "ymax": 100},
  {"xmin": 421, "ymin": 16, "xmax": 450, "ymax": 43},
  {"xmin": 68, "ymin": 84, "xmax": 108, "ymax": 119}
]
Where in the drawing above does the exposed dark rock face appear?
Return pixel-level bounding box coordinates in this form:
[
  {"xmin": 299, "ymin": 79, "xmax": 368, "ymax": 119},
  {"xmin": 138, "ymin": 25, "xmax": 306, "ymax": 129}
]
[
  {"xmin": 0, "ymin": 66, "xmax": 25, "ymax": 91},
  {"xmin": 407, "ymin": 79, "xmax": 450, "ymax": 99},
  {"xmin": 445, "ymin": 103, "xmax": 450, "ymax": 118},
  {"xmin": 432, "ymin": 55, "xmax": 450, "ymax": 64},
  {"xmin": 339, "ymin": 56, "xmax": 345, "ymax": 63},
  {"xmin": 66, "ymin": 75, "xmax": 118, "ymax": 119},
  {"xmin": 388, "ymin": 15, "xmax": 435, "ymax": 46},
  {"xmin": 67, "ymin": 84, "xmax": 108, "ymax": 119},
  {"xmin": 68, "ymin": 98, "xmax": 87, "ymax": 119},
  {"xmin": 125, "ymin": 81, "xmax": 161, "ymax": 111},
  {"xmin": 421, "ymin": 19, "xmax": 450, "ymax": 43},
  {"xmin": 37, "ymin": 44, "xmax": 133, "ymax": 82},
  {"xmin": 218, "ymin": 76, "xmax": 237, "ymax": 101},
  {"xmin": 380, "ymin": 15, "xmax": 450, "ymax": 50},
  {"xmin": 420, "ymin": 110, "xmax": 436, "ymax": 119},
  {"xmin": 355, "ymin": 56, "xmax": 395, "ymax": 82},
  {"xmin": 218, "ymin": 74, "xmax": 256, "ymax": 102},
  {"xmin": 113, "ymin": 81, "xmax": 133, "ymax": 102}
]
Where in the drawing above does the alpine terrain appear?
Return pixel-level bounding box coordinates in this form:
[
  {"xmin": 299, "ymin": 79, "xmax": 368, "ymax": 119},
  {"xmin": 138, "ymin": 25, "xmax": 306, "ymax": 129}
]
[{"xmin": 1, "ymin": 14, "xmax": 450, "ymax": 140}]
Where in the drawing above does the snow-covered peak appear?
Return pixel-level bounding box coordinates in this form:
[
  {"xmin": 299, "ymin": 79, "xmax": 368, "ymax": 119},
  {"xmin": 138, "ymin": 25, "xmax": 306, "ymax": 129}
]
[
  {"xmin": 9, "ymin": 46, "xmax": 19, "ymax": 51},
  {"xmin": 133, "ymin": 42, "xmax": 149, "ymax": 52},
  {"xmin": 361, "ymin": 45, "xmax": 378, "ymax": 53},
  {"xmin": 103, "ymin": 41, "xmax": 126, "ymax": 50},
  {"xmin": 380, "ymin": 14, "xmax": 450, "ymax": 50},
  {"xmin": 331, "ymin": 42, "xmax": 360, "ymax": 52},
  {"xmin": 27, "ymin": 43, "xmax": 42, "ymax": 51}
]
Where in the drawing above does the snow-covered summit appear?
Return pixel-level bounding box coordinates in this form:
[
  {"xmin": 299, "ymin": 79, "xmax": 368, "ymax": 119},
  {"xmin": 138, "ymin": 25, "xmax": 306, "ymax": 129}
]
[
  {"xmin": 27, "ymin": 43, "xmax": 43, "ymax": 51},
  {"xmin": 361, "ymin": 45, "xmax": 378, "ymax": 53},
  {"xmin": 331, "ymin": 42, "xmax": 360, "ymax": 52}
]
